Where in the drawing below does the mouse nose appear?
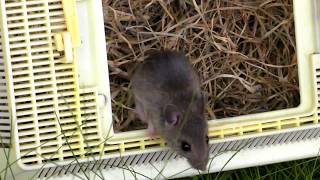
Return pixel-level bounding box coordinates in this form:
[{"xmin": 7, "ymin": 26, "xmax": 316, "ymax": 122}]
[
  {"xmin": 190, "ymin": 152, "xmax": 209, "ymax": 171},
  {"xmin": 189, "ymin": 143, "xmax": 209, "ymax": 170},
  {"xmin": 194, "ymin": 146, "xmax": 209, "ymax": 163},
  {"xmin": 191, "ymin": 160, "xmax": 208, "ymax": 171}
]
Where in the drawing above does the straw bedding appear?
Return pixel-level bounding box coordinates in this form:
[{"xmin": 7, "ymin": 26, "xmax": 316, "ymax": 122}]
[{"xmin": 103, "ymin": 0, "xmax": 299, "ymax": 131}]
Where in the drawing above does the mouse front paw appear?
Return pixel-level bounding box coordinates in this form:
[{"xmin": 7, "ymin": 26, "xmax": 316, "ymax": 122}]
[{"xmin": 147, "ymin": 123, "xmax": 158, "ymax": 140}]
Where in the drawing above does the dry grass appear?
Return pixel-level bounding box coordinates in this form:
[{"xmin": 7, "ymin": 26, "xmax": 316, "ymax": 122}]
[{"xmin": 103, "ymin": 0, "xmax": 299, "ymax": 131}]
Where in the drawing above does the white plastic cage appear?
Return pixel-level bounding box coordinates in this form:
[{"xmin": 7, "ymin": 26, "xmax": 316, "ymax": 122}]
[{"xmin": 1, "ymin": 0, "xmax": 320, "ymax": 179}]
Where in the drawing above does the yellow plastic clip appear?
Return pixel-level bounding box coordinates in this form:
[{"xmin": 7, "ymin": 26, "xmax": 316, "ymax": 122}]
[
  {"xmin": 62, "ymin": 32, "xmax": 73, "ymax": 63},
  {"xmin": 54, "ymin": 32, "xmax": 73, "ymax": 63},
  {"xmin": 56, "ymin": 0, "xmax": 80, "ymax": 63},
  {"xmin": 62, "ymin": 0, "xmax": 80, "ymax": 48},
  {"xmin": 54, "ymin": 34, "xmax": 64, "ymax": 51}
]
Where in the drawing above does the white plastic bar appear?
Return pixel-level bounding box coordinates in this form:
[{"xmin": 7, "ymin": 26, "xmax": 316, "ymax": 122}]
[{"xmin": 49, "ymin": 137, "xmax": 320, "ymax": 180}]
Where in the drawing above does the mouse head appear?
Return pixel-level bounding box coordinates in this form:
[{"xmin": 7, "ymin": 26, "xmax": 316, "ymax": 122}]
[{"xmin": 161, "ymin": 92, "xmax": 209, "ymax": 171}]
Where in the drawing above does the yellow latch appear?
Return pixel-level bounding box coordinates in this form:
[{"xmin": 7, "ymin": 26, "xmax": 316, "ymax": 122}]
[
  {"xmin": 54, "ymin": 32, "xmax": 74, "ymax": 63},
  {"xmin": 54, "ymin": 0, "xmax": 80, "ymax": 64},
  {"xmin": 62, "ymin": 0, "xmax": 80, "ymax": 47}
]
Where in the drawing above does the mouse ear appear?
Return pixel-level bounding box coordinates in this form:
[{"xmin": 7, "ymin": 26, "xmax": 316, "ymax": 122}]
[{"xmin": 164, "ymin": 104, "xmax": 181, "ymax": 127}]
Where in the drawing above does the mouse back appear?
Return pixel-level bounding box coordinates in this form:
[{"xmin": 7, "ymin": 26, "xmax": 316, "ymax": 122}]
[
  {"xmin": 133, "ymin": 50, "xmax": 200, "ymax": 92},
  {"xmin": 132, "ymin": 50, "xmax": 202, "ymax": 113}
]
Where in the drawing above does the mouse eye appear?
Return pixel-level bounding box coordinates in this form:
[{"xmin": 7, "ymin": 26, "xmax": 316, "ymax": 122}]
[
  {"xmin": 206, "ymin": 135, "xmax": 209, "ymax": 144},
  {"xmin": 181, "ymin": 141, "xmax": 191, "ymax": 152}
]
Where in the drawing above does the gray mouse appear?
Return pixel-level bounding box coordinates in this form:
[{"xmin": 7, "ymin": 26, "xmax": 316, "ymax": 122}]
[{"xmin": 131, "ymin": 50, "xmax": 209, "ymax": 170}]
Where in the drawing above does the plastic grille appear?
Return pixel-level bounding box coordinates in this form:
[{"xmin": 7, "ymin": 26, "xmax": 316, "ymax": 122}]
[
  {"xmin": 0, "ymin": 29, "xmax": 11, "ymax": 147},
  {"xmin": 2, "ymin": 0, "xmax": 102, "ymax": 165}
]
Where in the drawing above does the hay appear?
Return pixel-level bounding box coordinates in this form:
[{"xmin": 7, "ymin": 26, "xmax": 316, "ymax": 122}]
[{"xmin": 103, "ymin": 0, "xmax": 299, "ymax": 131}]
